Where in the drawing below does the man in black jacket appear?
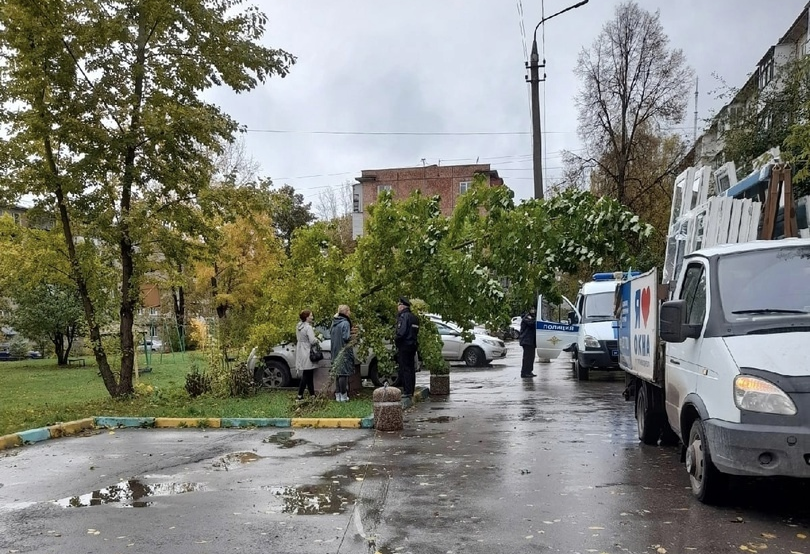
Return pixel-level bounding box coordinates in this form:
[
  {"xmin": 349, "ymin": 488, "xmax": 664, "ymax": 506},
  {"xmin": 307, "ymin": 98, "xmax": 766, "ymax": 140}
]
[
  {"xmin": 395, "ymin": 296, "xmax": 419, "ymax": 401},
  {"xmin": 519, "ymin": 307, "xmax": 537, "ymax": 378}
]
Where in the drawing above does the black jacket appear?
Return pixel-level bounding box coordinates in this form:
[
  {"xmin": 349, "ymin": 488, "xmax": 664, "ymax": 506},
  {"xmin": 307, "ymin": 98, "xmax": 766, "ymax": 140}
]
[
  {"xmin": 395, "ymin": 308, "xmax": 419, "ymax": 349},
  {"xmin": 518, "ymin": 313, "xmax": 537, "ymax": 347}
]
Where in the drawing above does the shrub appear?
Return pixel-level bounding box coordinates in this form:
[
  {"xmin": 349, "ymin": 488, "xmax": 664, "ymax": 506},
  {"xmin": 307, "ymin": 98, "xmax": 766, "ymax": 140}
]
[
  {"xmin": 185, "ymin": 364, "xmax": 212, "ymax": 398},
  {"xmin": 228, "ymin": 361, "xmax": 257, "ymax": 398}
]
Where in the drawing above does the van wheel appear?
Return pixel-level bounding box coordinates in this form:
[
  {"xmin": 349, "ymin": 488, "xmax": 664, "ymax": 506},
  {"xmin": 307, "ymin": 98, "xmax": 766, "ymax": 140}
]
[
  {"xmin": 256, "ymin": 359, "xmax": 291, "ymax": 388},
  {"xmin": 574, "ymin": 357, "xmax": 589, "ymax": 380},
  {"xmin": 686, "ymin": 419, "xmax": 727, "ymax": 504},
  {"xmin": 636, "ymin": 384, "xmax": 661, "ymax": 445},
  {"xmin": 463, "ymin": 346, "xmax": 485, "ymax": 367}
]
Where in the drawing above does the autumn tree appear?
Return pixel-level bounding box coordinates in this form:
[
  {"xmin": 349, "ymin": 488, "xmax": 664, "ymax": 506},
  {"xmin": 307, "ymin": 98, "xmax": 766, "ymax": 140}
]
[
  {"xmin": 0, "ymin": 0, "xmax": 294, "ymax": 397},
  {"xmin": 573, "ymin": 1, "xmax": 693, "ymax": 207}
]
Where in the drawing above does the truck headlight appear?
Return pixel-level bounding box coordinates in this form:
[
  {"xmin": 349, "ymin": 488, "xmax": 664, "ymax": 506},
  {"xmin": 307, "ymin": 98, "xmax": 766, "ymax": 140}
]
[
  {"xmin": 734, "ymin": 375, "xmax": 797, "ymax": 416},
  {"xmin": 583, "ymin": 335, "xmax": 601, "ymax": 350}
]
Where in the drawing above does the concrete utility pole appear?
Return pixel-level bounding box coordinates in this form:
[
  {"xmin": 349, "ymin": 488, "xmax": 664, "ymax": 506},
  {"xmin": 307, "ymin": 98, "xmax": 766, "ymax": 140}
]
[{"xmin": 527, "ymin": 0, "xmax": 590, "ymax": 200}]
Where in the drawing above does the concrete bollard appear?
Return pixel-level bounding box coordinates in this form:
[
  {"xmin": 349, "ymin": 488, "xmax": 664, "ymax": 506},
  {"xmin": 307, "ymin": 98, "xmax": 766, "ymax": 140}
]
[{"xmin": 373, "ymin": 386, "xmax": 403, "ymax": 431}]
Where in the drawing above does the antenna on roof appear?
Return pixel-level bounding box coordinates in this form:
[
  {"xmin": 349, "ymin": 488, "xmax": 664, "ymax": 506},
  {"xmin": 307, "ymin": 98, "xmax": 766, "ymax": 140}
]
[
  {"xmin": 476, "ymin": 156, "xmax": 479, "ymax": 163},
  {"xmin": 693, "ymin": 77, "xmax": 699, "ymax": 144}
]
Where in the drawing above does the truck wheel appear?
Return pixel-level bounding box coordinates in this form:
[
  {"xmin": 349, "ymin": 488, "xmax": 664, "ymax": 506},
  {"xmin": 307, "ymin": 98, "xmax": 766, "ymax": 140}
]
[
  {"xmin": 256, "ymin": 360, "xmax": 291, "ymax": 388},
  {"xmin": 636, "ymin": 384, "xmax": 661, "ymax": 445},
  {"xmin": 686, "ymin": 419, "xmax": 727, "ymax": 504},
  {"xmin": 574, "ymin": 357, "xmax": 590, "ymax": 381}
]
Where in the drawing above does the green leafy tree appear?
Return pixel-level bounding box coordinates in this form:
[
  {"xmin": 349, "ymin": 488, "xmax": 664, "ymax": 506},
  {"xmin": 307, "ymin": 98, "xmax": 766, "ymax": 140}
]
[
  {"xmin": 267, "ymin": 183, "xmax": 317, "ymax": 256},
  {"xmin": 9, "ymin": 283, "xmax": 85, "ymax": 365},
  {"xmin": 0, "ymin": 0, "xmax": 294, "ymax": 397}
]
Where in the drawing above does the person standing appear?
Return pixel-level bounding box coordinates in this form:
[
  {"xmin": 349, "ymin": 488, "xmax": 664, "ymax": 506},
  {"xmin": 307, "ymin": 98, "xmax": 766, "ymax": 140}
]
[
  {"xmin": 519, "ymin": 307, "xmax": 537, "ymax": 378},
  {"xmin": 395, "ymin": 297, "xmax": 419, "ymax": 403},
  {"xmin": 330, "ymin": 305, "xmax": 355, "ymax": 402},
  {"xmin": 295, "ymin": 310, "xmax": 319, "ymax": 401}
]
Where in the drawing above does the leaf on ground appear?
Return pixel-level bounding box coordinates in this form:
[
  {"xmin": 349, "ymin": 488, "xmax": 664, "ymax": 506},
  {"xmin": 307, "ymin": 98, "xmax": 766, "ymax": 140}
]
[
  {"xmin": 657, "ymin": 547, "xmax": 667, "ymax": 554},
  {"xmin": 762, "ymin": 534, "xmax": 777, "ymax": 539},
  {"xmin": 799, "ymin": 535, "xmax": 808, "ymax": 540}
]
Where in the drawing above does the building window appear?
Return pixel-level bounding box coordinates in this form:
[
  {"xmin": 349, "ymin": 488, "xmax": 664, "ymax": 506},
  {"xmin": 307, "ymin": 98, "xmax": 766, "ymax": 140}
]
[
  {"xmin": 149, "ymin": 307, "xmax": 158, "ymax": 316},
  {"xmin": 377, "ymin": 185, "xmax": 392, "ymax": 197},
  {"xmin": 759, "ymin": 58, "xmax": 775, "ymax": 89},
  {"xmin": 459, "ymin": 181, "xmax": 471, "ymax": 194}
]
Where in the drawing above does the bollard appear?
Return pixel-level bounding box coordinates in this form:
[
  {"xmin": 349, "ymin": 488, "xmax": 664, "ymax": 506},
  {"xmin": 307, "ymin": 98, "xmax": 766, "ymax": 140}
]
[{"xmin": 373, "ymin": 386, "xmax": 403, "ymax": 431}]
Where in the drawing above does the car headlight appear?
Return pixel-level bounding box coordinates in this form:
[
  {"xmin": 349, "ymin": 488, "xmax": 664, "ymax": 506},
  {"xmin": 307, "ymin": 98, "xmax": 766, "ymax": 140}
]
[
  {"xmin": 481, "ymin": 339, "xmax": 499, "ymax": 347},
  {"xmin": 734, "ymin": 375, "xmax": 797, "ymax": 415},
  {"xmin": 583, "ymin": 335, "xmax": 601, "ymax": 350}
]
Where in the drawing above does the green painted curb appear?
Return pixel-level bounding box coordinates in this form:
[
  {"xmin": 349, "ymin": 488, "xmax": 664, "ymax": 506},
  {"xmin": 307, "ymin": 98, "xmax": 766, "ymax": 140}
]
[{"xmin": 220, "ymin": 418, "xmax": 292, "ymax": 428}]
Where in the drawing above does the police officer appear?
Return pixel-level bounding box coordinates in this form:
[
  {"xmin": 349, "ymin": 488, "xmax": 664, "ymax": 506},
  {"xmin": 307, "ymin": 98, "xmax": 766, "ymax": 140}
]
[
  {"xmin": 395, "ymin": 297, "xmax": 419, "ymax": 402},
  {"xmin": 519, "ymin": 307, "xmax": 537, "ymax": 378}
]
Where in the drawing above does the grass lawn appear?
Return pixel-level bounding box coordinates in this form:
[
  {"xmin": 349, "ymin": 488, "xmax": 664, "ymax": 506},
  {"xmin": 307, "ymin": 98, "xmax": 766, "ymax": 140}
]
[{"xmin": 0, "ymin": 352, "xmax": 374, "ymax": 437}]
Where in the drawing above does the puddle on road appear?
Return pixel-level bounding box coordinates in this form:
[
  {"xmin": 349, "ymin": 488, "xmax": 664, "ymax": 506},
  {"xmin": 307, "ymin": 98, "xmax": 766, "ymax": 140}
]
[
  {"xmin": 415, "ymin": 416, "xmax": 456, "ymax": 423},
  {"xmin": 267, "ymin": 484, "xmax": 355, "ymax": 515},
  {"xmin": 263, "ymin": 431, "xmax": 308, "ymax": 448},
  {"xmin": 212, "ymin": 451, "xmax": 263, "ymax": 470},
  {"xmin": 308, "ymin": 441, "xmax": 357, "ymax": 457},
  {"xmin": 55, "ymin": 480, "xmax": 206, "ymax": 508}
]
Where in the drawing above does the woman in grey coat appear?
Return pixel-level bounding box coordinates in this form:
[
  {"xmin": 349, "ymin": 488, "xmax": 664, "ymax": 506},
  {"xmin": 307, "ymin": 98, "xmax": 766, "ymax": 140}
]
[
  {"xmin": 295, "ymin": 310, "xmax": 319, "ymax": 400},
  {"xmin": 329, "ymin": 304, "xmax": 355, "ymax": 402}
]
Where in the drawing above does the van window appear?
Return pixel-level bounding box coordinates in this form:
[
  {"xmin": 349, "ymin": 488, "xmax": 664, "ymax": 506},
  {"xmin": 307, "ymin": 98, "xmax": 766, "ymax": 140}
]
[
  {"xmin": 581, "ymin": 292, "xmax": 616, "ymax": 322},
  {"xmin": 680, "ymin": 263, "xmax": 706, "ymax": 326}
]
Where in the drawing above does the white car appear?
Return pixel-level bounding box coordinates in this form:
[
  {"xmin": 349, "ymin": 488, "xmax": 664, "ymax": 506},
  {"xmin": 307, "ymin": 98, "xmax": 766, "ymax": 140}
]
[
  {"xmin": 256, "ymin": 325, "xmax": 400, "ymax": 388},
  {"xmin": 429, "ymin": 318, "xmax": 507, "ymax": 366}
]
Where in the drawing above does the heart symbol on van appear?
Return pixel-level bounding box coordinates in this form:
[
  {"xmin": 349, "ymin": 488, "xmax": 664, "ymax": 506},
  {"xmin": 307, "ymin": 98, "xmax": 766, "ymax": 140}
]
[{"xmin": 641, "ymin": 287, "xmax": 651, "ymax": 327}]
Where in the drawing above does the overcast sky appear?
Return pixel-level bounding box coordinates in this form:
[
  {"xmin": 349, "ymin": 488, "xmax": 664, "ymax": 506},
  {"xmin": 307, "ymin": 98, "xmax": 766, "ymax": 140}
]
[{"xmin": 207, "ymin": 0, "xmax": 808, "ymax": 206}]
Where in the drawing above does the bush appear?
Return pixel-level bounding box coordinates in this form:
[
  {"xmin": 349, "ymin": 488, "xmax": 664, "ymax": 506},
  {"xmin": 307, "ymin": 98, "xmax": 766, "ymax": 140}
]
[
  {"xmin": 185, "ymin": 364, "xmax": 212, "ymax": 398},
  {"xmin": 228, "ymin": 361, "xmax": 257, "ymax": 398},
  {"xmin": 8, "ymin": 336, "xmax": 30, "ymax": 359}
]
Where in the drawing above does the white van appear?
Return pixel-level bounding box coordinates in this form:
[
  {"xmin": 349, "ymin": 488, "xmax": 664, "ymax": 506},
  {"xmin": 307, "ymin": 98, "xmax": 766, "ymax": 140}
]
[{"xmin": 536, "ymin": 272, "xmax": 636, "ymax": 379}]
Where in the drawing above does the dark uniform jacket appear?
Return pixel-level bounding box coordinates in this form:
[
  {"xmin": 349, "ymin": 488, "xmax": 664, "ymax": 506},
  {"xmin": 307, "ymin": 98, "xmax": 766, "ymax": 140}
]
[{"xmin": 395, "ymin": 308, "xmax": 419, "ymax": 349}]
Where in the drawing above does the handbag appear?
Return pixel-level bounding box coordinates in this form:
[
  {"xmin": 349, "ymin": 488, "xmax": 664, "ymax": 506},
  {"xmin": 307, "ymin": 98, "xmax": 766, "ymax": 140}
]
[{"xmin": 309, "ymin": 343, "xmax": 324, "ymax": 363}]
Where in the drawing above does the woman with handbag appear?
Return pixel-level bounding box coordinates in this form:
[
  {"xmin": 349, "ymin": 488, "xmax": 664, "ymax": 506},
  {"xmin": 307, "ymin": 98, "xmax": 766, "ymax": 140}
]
[{"xmin": 295, "ymin": 310, "xmax": 320, "ymax": 400}]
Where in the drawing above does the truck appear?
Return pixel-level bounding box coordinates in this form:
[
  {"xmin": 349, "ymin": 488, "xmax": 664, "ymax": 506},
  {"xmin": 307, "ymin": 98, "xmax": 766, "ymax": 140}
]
[{"xmin": 618, "ymin": 160, "xmax": 810, "ymax": 503}]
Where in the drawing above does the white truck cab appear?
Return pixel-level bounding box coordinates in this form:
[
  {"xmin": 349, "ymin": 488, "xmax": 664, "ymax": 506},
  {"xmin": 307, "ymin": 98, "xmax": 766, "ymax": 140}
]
[
  {"xmin": 536, "ymin": 272, "xmax": 637, "ymax": 379},
  {"xmin": 620, "ymin": 238, "xmax": 810, "ymax": 503}
]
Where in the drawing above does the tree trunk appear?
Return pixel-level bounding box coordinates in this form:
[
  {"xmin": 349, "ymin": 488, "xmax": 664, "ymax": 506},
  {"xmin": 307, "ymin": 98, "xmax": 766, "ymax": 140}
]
[{"xmin": 53, "ymin": 333, "xmax": 67, "ymax": 366}]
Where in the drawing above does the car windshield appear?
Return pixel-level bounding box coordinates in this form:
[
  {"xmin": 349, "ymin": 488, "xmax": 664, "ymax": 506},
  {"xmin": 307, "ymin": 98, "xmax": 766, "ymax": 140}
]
[
  {"xmin": 718, "ymin": 245, "xmax": 810, "ymax": 321},
  {"xmin": 582, "ymin": 291, "xmax": 616, "ymax": 321}
]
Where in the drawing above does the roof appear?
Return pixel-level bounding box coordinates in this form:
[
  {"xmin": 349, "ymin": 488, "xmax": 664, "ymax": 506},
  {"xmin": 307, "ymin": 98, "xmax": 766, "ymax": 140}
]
[{"xmin": 687, "ymin": 237, "xmax": 810, "ymax": 259}]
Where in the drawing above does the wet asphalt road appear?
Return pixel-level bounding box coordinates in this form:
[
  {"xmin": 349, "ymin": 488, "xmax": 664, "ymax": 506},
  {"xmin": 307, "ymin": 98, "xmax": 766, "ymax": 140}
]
[{"xmin": 2, "ymin": 345, "xmax": 810, "ymax": 554}]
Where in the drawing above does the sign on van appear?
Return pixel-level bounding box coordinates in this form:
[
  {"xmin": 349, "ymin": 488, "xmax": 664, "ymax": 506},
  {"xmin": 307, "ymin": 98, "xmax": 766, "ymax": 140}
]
[{"xmin": 618, "ymin": 268, "xmax": 658, "ymax": 382}]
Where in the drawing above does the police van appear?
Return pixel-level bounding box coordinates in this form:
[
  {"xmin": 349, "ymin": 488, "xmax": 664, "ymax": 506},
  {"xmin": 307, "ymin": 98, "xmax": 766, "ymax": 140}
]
[{"xmin": 536, "ymin": 272, "xmax": 637, "ymax": 380}]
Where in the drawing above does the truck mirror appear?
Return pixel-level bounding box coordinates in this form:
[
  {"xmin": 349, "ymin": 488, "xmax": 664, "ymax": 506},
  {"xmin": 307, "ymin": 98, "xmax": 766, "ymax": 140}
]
[
  {"xmin": 567, "ymin": 310, "xmax": 578, "ymax": 325},
  {"xmin": 660, "ymin": 300, "xmax": 701, "ymax": 342}
]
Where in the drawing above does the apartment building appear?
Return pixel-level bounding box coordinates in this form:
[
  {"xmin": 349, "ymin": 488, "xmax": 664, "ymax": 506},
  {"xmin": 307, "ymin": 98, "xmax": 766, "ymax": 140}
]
[
  {"xmin": 351, "ymin": 163, "xmax": 506, "ymax": 238},
  {"xmin": 689, "ymin": 2, "xmax": 810, "ymax": 171}
]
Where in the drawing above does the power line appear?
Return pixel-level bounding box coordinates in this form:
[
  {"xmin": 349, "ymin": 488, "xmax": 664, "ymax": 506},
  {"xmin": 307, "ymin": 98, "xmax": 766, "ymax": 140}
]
[{"xmin": 244, "ymin": 128, "xmax": 532, "ymax": 136}]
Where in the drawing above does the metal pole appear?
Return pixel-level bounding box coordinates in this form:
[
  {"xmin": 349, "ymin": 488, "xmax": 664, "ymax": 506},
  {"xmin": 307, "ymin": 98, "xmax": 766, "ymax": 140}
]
[
  {"xmin": 528, "ymin": 39, "xmax": 544, "ymax": 200},
  {"xmin": 526, "ymin": 0, "xmax": 590, "ymax": 200}
]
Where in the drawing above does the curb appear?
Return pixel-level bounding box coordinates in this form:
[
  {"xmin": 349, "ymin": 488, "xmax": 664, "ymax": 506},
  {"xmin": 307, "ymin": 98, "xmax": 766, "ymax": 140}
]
[
  {"xmin": 0, "ymin": 386, "xmax": 432, "ymax": 452},
  {"xmin": 0, "ymin": 412, "xmax": 379, "ymax": 452}
]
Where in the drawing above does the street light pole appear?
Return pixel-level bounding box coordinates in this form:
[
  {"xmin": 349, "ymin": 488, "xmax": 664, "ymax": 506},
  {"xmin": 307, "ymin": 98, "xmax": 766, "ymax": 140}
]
[{"xmin": 526, "ymin": 0, "xmax": 589, "ymax": 200}]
